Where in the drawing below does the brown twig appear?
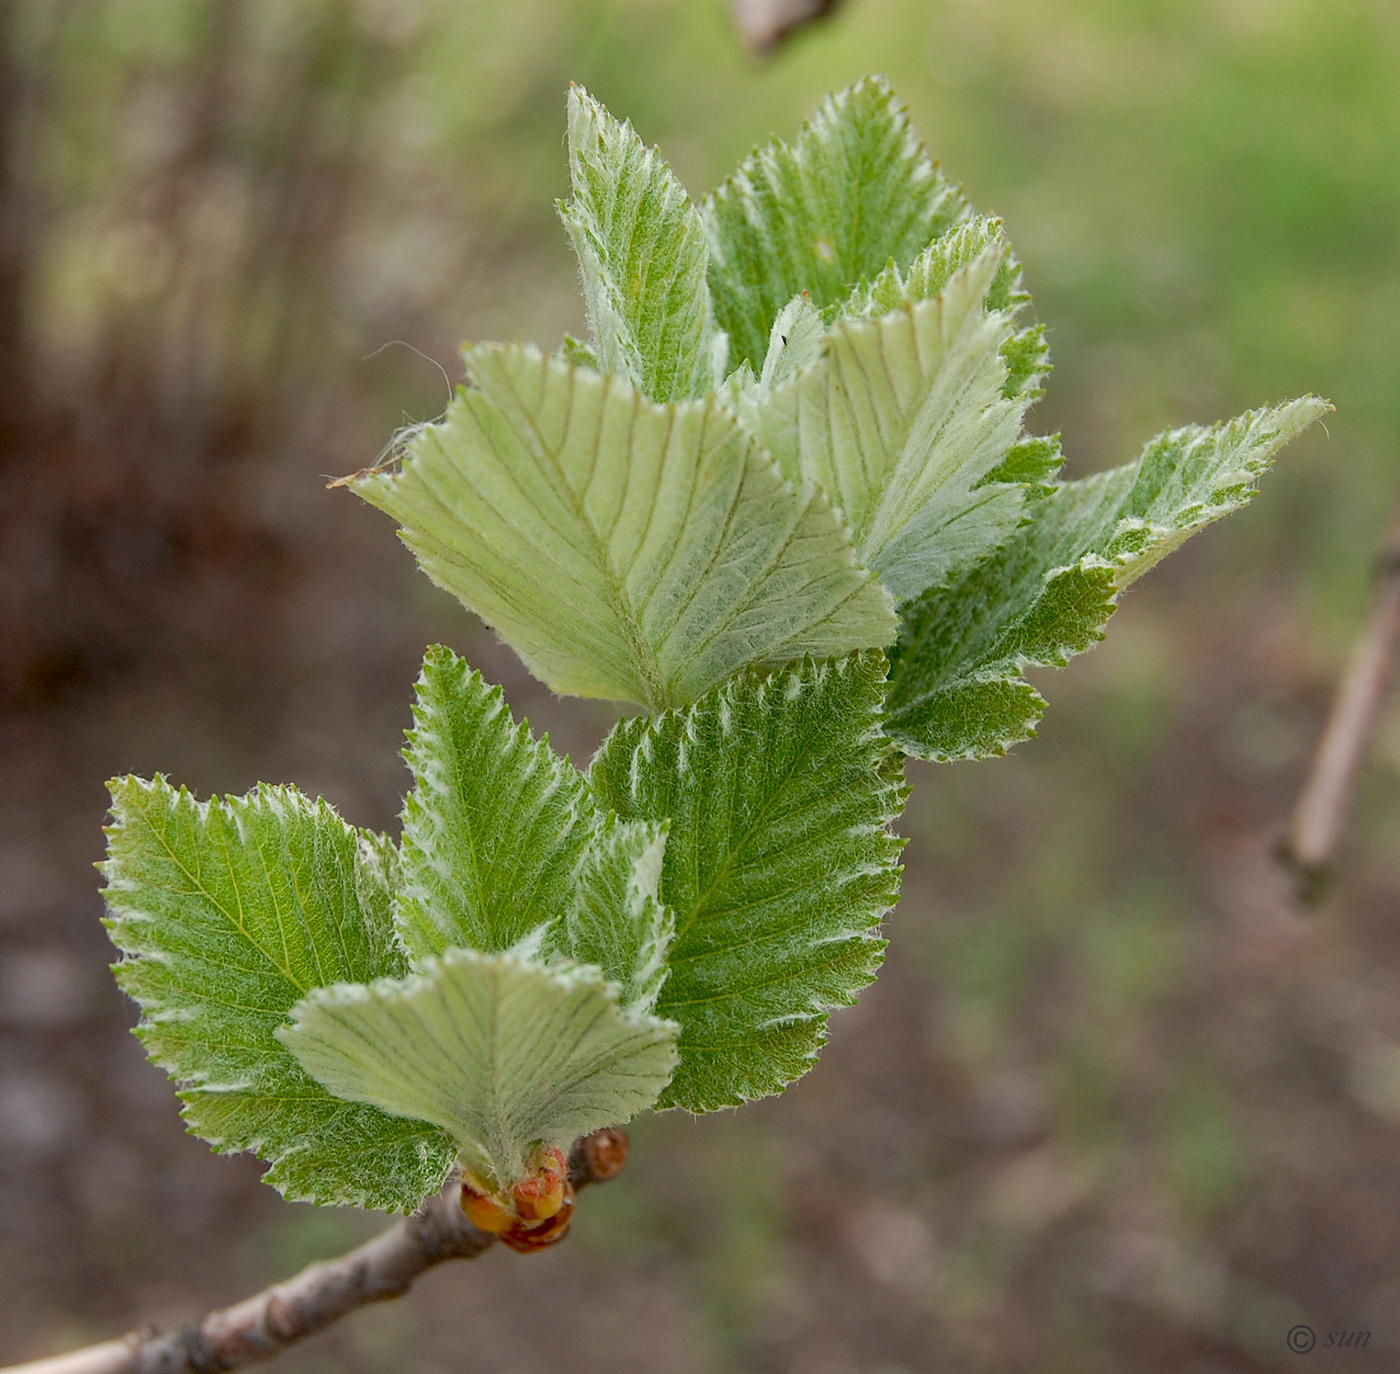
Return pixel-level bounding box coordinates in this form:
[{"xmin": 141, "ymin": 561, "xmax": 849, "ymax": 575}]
[
  {"xmin": 732, "ymin": 0, "xmax": 845, "ymax": 56},
  {"xmin": 1281, "ymin": 515, "xmax": 1400, "ymax": 902},
  {"xmin": 3, "ymin": 1128, "xmax": 629, "ymax": 1374}
]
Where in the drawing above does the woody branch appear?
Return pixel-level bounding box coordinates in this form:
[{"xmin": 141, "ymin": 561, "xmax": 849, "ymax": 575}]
[{"xmin": 2, "ymin": 1129, "xmax": 629, "ymax": 1374}]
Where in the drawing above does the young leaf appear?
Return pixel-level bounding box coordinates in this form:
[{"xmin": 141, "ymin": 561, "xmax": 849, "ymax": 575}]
[
  {"xmin": 885, "ymin": 397, "xmax": 1332, "ymax": 760},
  {"xmin": 718, "ymin": 291, "xmax": 826, "ymax": 435},
  {"xmin": 983, "ymin": 434, "xmax": 1065, "ymax": 496},
  {"xmin": 590, "ymin": 651, "xmax": 907, "ymax": 1112},
  {"xmin": 742, "ymin": 247, "xmax": 1030, "ymax": 603},
  {"xmin": 559, "ymin": 85, "xmax": 718, "ymax": 402},
  {"xmin": 843, "ymin": 216, "xmax": 1012, "ymax": 320},
  {"xmin": 843, "ymin": 215, "xmax": 1052, "ymax": 411},
  {"xmin": 351, "ymin": 344, "xmax": 896, "ymax": 711},
  {"xmin": 756, "ymin": 291, "xmax": 828, "ymax": 391},
  {"xmin": 279, "ymin": 949, "xmax": 679, "ymax": 1191},
  {"xmin": 397, "ymin": 645, "xmax": 596, "ymax": 962},
  {"xmin": 705, "ymin": 74, "xmax": 967, "ymax": 372},
  {"xmin": 102, "ymin": 778, "xmax": 455, "ymax": 1212},
  {"xmin": 546, "ymin": 816, "xmax": 674, "ymax": 1016},
  {"xmin": 560, "ymin": 333, "xmax": 599, "ymax": 370}
]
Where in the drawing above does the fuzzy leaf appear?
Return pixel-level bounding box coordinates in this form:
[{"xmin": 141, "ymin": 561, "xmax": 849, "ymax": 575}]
[
  {"xmin": 843, "ymin": 215, "xmax": 1052, "ymax": 409},
  {"xmin": 886, "ymin": 397, "xmax": 1332, "ymax": 760},
  {"xmin": 560, "ymin": 334, "xmax": 599, "ymax": 370},
  {"xmin": 351, "ymin": 344, "xmax": 896, "ymax": 711},
  {"xmin": 756, "ymin": 291, "xmax": 829, "ymax": 390},
  {"xmin": 590, "ymin": 650, "xmax": 906, "ymax": 1112},
  {"xmin": 547, "ymin": 816, "xmax": 674, "ymax": 1016},
  {"xmin": 743, "ymin": 247, "xmax": 1031, "ymax": 602},
  {"xmin": 718, "ymin": 291, "xmax": 826, "ymax": 435},
  {"xmin": 560, "ymin": 85, "xmax": 718, "ymax": 401},
  {"xmin": 843, "ymin": 216, "xmax": 1011, "ymax": 319},
  {"xmin": 101, "ymin": 778, "xmax": 455, "ymax": 1211},
  {"xmin": 397, "ymin": 645, "xmax": 596, "ymax": 962},
  {"xmin": 705, "ymin": 75, "xmax": 967, "ymax": 372},
  {"xmin": 279, "ymin": 950, "xmax": 678, "ymax": 1191}
]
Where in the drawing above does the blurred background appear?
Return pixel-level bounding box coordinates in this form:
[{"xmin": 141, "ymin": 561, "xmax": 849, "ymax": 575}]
[{"xmin": 2, "ymin": 0, "xmax": 1399, "ymax": 1369}]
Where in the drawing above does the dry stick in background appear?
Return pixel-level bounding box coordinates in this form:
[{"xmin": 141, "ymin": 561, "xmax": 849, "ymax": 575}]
[
  {"xmin": 732, "ymin": 0, "xmax": 844, "ymax": 55},
  {"xmin": 1282, "ymin": 513, "xmax": 1400, "ymax": 902},
  {"xmin": 4, "ymin": 1129, "xmax": 630, "ymax": 1374}
]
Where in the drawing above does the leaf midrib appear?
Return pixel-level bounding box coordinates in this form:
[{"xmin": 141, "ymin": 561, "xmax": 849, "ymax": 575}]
[
  {"xmin": 145, "ymin": 798, "xmax": 312, "ymax": 999},
  {"xmin": 490, "ymin": 360, "xmax": 673, "ymax": 709}
]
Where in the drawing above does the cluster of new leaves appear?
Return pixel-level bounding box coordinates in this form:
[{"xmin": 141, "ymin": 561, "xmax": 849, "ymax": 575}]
[
  {"xmin": 103, "ymin": 77, "xmax": 1326, "ymax": 1215},
  {"xmin": 102, "ymin": 652, "xmax": 680, "ymax": 1209}
]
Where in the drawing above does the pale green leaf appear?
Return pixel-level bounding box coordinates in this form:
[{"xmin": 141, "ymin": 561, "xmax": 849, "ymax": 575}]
[
  {"xmin": 397, "ymin": 644, "xmax": 596, "ymax": 962},
  {"xmin": 560, "ymin": 333, "xmax": 599, "ymax": 370},
  {"xmin": 886, "ymin": 397, "xmax": 1331, "ymax": 760},
  {"xmin": 546, "ymin": 816, "xmax": 674, "ymax": 1016},
  {"xmin": 101, "ymin": 777, "xmax": 454, "ymax": 1211},
  {"xmin": 718, "ymin": 291, "xmax": 826, "ymax": 434},
  {"xmin": 279, "ymin": 949, "xmax": 678, "ymax": 1191},
  {"xmin": 742, "ymin": 247, "xmax": 1032, "ymax": 603},
  {"xmin": 757, "ymin": 291, "xmax": 828, "ymax": 390},
  {"xmin": 590, "ymin": 651, "xmax": 907, "ymax": 1112},
  {"xmin": 705, "ymin": 74, "xmax": 967, "ymax": 372},
  {"xmin": 559, "ymin": 85, "xmax": 718, "ymax": 401},
  {"xmin": 351, "ymin": 344, "xmax": 896, "ymax": 711},
  {"xmin": 843, "ymin": 215, "xmax": 1052, "ymax": 409},
  {"xmin": 843, "ymin": 216, "xmax": 1011, "ymax": 320}
]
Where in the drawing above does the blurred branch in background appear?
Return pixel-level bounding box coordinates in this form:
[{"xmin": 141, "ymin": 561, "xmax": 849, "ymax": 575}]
[
  {"xmin": 1282, "ymin": 507, "xmax": 1400, "ymax": 901},
  {"xmin": 732, "ymin": 0, "xmax": 843, "ymax": 56}
]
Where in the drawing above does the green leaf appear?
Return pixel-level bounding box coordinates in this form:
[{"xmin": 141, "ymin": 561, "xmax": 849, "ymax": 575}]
[
  {"xmin": 590, "ymin": 651, "xmax": 907, "ymax": 1112},
  {"xmin": 397, "ymin": 645, "xmax": 596, "ymax": 962},
  {"xmin": 885, "ymin": 543, "xmax": 1118, "ymax": 762},
  {"xmin": 546, "ymin": 816, "xmax": 674, "ymax": 1017},
  {"xmin": 843, "ymin": 215, "xmax": 1010, "ymax": 318},
  {"xmin": 754, "ymin": 291, "xmax": 828, "ymax": 391},
  {"xmin": 351, "ymin": 344, "xmax": 896, "ymax": 711},
  {"xmin": 717, "ymin": 291, "xmax": 826, "ymax": 433},
  {"xmin": 101, "ymin": 777, "xmax": 455, "ymax": 1211},
  {"xmin": 843, "ymin": 215, "xmax": 1051, "ymax": 408},
  {"xmin": 1077, "ymin": 397, "xmax": 1330, "ymax": 586},
  {"xmin": 560, "ymin": 333, "xmax": 599, "ymax": 370},
  {"xmin": 983, "ymin": 434, "xmax": 1064, "ymax": 494},
  {"xmin": 559, "ymin": 85, "xmax": 719, "ymax": 402},
  {"xmin": 741, "ymin": 246, "xmax": 1032, "ymax": 603},
  {"xmin": 279, "ymin": 949, "xmax": 679, "ymax": 1191},
  {"xmin": 886, "ymin": 397, "xmax": 1332, "ymax": 760},
  {"xmin": 705, "ymin": 74, "xmax": 967, "ymax": 372}
]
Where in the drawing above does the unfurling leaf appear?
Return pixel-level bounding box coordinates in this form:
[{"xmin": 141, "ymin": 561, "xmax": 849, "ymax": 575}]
[
  {"xmin": 842, "ymin": 214, "xmax": 1052, "ymax": 412},
  {"xmin": 705, "ymin": 74, "xmax": 967, "ymax": 373},
  {"xmin": 279, "ymin": 949, "xmax": 678, "ymax": 1191},
  {"xmin": 740, "ymin": 246, "xmax": 1035, "ymax": 603},
  {"xmin": 560, "ymin": 85, "xmax": 719, "ymax": 401},
  {"xmin": 885, "ymin": 397, "xmax": 1332, "ymax": 760},
  {"xmin": 547, "ymin": 815, "xmax": 675, "ymax": 1016},
  {"xmin": 397, "ymin": 644, "xmax": 596, "ymax": 962},
  {"xmin": 352, "ymin": 344, "xmax": 895, "ymax": 711},
  {"xmin": 102, "ymin": 778, "xmax": 454, "ymax": 1212},
  {"xmin": 590, "ymin": 650, "xmax": 906, "ymax": 1112}
]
